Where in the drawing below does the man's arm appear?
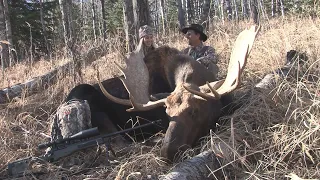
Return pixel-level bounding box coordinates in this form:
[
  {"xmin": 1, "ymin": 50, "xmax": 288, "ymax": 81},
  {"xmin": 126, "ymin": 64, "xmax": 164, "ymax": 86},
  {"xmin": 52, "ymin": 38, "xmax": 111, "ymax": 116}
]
[
  {"xmin": 196, "ymin": 46, "xmax": 217, "ymax": 63},
  {"xmin": 181, "ymin": 47, "xmax": 190, "ymax": 55},
  {"xmin": 196, "ymin": 46, "xmax": 217, "ymax": 65}
]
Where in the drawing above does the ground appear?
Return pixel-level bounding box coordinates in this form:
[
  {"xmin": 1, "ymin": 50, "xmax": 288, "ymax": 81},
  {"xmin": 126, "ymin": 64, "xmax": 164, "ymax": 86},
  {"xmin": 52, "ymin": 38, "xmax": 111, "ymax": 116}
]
[{"xmin": 0, "ymin": 17, "xmax": 319, "ymax": 179}]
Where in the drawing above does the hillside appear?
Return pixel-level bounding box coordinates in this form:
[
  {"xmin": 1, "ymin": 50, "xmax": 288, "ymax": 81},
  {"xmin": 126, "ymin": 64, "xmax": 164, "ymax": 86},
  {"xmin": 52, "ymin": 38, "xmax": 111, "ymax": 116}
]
[{"xmin": 0, "ymin": 17, "xmax": 319, "ymax": 179}]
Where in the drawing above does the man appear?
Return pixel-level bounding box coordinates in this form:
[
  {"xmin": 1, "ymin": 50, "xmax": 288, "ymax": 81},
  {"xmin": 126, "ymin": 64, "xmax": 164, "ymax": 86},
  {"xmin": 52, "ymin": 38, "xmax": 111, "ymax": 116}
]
[{"xmin": 181, "ymin": 24, "xmax": 219, "ymax": 77}]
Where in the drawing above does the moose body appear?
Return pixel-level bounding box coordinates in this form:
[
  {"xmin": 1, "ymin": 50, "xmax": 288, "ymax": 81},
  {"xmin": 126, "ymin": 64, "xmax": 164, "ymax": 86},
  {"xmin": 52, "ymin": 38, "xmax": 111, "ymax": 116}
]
[{"xmin": 64, "ymin": 77, "xmax": 169, "ymax": 141}]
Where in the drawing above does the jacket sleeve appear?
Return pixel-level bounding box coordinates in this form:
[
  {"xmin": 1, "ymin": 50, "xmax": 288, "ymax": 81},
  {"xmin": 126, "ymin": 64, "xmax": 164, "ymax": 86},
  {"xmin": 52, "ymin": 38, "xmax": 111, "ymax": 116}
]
[
  {"xmin": 196, "ymin": 46, "xmax": 217, "ymax": 64},
  {"xmin": 181, "ymin": 47, "xmax": 190, "ymax": 55}
]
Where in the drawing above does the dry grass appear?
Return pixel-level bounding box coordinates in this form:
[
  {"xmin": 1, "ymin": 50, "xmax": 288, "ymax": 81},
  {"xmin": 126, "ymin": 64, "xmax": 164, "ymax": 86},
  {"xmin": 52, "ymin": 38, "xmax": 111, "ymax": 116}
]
[{"xmin": 0, "ymin": 16, "xmax": 320, "ymax": 179}]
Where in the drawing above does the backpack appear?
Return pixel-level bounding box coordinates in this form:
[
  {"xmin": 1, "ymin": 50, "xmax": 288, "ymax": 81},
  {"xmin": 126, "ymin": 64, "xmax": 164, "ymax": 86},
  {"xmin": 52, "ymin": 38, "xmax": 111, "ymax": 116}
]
[{"xmin": 50, "ymin": 99, "xmax": 92, "ymax": 141}]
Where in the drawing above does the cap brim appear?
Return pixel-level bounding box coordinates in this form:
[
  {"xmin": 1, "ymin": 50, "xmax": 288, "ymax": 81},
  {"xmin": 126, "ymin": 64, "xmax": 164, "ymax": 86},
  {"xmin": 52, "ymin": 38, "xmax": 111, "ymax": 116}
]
[
  {"xmin": 200, "ymin": 33, "xmax": 208, "ymax": 42},
  {"xmin": 181, "ymin": 27, "xmax": 190, "ymax": 34},
  {"xmin": 181, "ymin": 27, "xmax": 208, "ymax": 42}
]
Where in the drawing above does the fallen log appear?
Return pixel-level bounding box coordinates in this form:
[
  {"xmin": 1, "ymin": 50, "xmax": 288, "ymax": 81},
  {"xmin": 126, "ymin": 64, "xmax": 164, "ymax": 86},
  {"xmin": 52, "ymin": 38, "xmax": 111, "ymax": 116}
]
[
  {"xmin": 160, "ymin": 143, "xmax": 232, "ymax": 180},
  {"xmin": 0, "ymin": 45, "xmax": 108, "ymax": 104},
  {"xmin": 159, "ymin": 151, "xmax": 222, "ymax": 180},
  {"xmin": 0, "ymin": 61, "xmax": 72, "ymax": 104}
]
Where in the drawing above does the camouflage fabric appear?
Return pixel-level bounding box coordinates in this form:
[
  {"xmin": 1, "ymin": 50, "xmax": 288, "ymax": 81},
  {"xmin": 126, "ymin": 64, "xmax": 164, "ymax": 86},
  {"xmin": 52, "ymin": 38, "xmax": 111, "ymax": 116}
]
[
  {"xmin": 182, "ymin": 42, "xmax": 219, "ymax": 76},
  {"xmin": 50, "ymin": 99, "xmax": 92, "ymax": 141},
  {"xmin": 139, "ymin": 25, "xmax": 154, "ymax": 39}
]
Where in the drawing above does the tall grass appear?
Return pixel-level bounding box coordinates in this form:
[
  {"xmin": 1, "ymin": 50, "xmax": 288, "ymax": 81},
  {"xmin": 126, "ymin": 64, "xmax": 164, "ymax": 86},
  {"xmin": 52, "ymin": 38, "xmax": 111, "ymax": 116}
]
[{"xmin": 0, "ymin": 16, "xmax": 319, "ymax": 179}]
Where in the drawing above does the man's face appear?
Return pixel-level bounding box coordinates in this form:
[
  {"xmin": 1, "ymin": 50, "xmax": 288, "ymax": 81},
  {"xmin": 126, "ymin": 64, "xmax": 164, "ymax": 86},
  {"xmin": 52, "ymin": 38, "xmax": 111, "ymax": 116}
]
[
  {"xmin": 185, "ymin": 30, "xmax": 200, "ymax": 46},
  {"xmin": 143, "ymin": 35, "xmax": 154, "ymax": 47}
]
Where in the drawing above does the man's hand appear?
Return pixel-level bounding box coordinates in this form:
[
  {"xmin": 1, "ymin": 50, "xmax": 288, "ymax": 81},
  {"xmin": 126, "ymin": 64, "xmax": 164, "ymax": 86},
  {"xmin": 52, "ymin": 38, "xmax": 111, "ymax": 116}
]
[{"xmin": 196, "ymin": 57, "xmax": 211, "ymax": 67}]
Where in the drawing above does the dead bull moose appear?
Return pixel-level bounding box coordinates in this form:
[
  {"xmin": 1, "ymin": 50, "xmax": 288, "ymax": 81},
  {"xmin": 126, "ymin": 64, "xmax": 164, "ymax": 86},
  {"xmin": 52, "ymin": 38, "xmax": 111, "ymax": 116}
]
[{"xmin": 98, "ymin": 25, "xmax": 260, "ymax": 161}]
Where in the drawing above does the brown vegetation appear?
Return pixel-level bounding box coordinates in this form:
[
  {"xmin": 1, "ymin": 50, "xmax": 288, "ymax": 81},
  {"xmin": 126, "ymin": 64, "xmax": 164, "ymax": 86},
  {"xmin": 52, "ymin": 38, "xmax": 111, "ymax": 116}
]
[{"xmin": 0, "ymin": 17, "xmax": 319, "ymax": 179}]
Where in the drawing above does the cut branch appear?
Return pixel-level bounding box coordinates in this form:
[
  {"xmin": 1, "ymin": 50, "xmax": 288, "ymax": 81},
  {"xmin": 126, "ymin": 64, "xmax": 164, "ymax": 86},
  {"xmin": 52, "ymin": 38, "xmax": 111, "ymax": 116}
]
[{"xmin": 160, "ymin": 151, "xmax": 225, "ymax": 180}]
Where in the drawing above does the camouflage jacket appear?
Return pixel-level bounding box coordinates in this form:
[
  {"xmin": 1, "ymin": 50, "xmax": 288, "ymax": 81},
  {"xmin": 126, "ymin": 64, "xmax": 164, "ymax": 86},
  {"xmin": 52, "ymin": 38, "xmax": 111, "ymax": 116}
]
[{"xmin": 182, "ymin": 42, "xmax": 217, "ymax": 67}]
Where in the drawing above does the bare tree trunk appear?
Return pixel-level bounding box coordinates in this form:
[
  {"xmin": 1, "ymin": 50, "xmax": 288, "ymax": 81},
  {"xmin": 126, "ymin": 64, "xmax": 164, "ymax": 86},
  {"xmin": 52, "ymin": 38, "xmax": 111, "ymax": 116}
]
[
  {"xmin": 154, "ymin": 0, "xmax": 159, "ymax": 34},
  {"xmin": 275, "ymin": 0, "xmax": 279, "ymax": 16},
  {"xmin": 271, "ymin": 0, "xmax": 275, "ymax": 17},
  {"xmin": 250, "ymin": 0, "xmax": 259, "ymax": 24},
  {"xmin": 193, "ymin": 0, "xmax": 198, "ymax": 21},
  {"xmin": 97, "ymin": 1, "xmax": 103, "ymax": 38},
  {"xmin": 91, "ymin": 0, "xmax": 97, "ymax": 42},
  {"xmin": 59, "ymin": 0, "xmax": 69, "ymax": 51},
  {"xmin": 198, "ymin": 0, "xmax": 201, "ymax": 20},
  {"xmin": 186, "ymin": 0, "xmax": 193, "ymax": 24},
  {"xmin": 132, "ymin": 0, "xmax": 139, "ymax": 40},
  {"xmin": 81, "ymin": 0, "xmax": 84, "ymax": 26},
  {"xmin": 244, "ymin": 0, "xmax": 249, "ymax": 19},
  {"xmin": 123, "ymin": 0, "xmax": 136, "ymax": 52},
  {"xmin": 233, "ymin": 0, "xmax": 238, "ymax": 21},
  {"xmin": 39, "ymin": 0, "xmax": 50, "ymax": 58},
  {"xmin": 209, "ymin": 0, "xmax": 216, "ymax": 19},
  {"xmin": 66, "ymin": 0, "xmax": 74, "ymax": 40},
  {"xmin": 213, "ymin": 0, "xmax": 219, "ymax": 19},
  {"xmin": 137, "ymin": 0, "xmax": 151, "ymax": 26},
  {"xmin": 258, "ymin": 0, "xmax": 266, "ymax": 20},
  {"xmin": 242, "ymin": 0, "xmax": 249, "ymax": 19},
  {"xmin": 80, "ymin": 0, "xmax": 87, "ymax": 39},
  {"xmin": 279, "ymin": 0, "xmax": 285, "ymax": 18},
  {"xmin": 220, "ymin": 0, "xmax": 225, "ymax": 22},
  {"xmin": 225, "ymin": 0, "xmax": 232, "ymax": 21},
  {"xmin": 0, "ymin": 0, "xmax": 9, "ymax": 69},
  {"xmin": 26, "ymin": 22, "xmax": 33, "ymax": 66},
  {"xmin": 199, "ymin": 0, "xmax": 210, "ymax": 29},
  {"xmin": 177, "ymin": 0, "xmax": 186, "ymax": 29},
  {"xmin": 100, "ymin": 0, "xmax": 107, "ymax": 40},
  {"xmin": 159, "ymin": 0, "xmax": 166, "ymax": 34},
  {"xmin": 2, "ymin": 0, "xmax": 13, "ymax": 66}
]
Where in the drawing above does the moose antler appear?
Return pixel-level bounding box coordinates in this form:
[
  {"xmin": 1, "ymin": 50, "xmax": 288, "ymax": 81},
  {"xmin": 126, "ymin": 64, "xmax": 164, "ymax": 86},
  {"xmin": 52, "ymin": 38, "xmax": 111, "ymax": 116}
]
[
  {"xmin": 184, "ymin": 25, "xmax": 260, "ymax": 99},
  {"xmin": 97, "ymin": 50, "xmax": 166, "ymax": 112}
]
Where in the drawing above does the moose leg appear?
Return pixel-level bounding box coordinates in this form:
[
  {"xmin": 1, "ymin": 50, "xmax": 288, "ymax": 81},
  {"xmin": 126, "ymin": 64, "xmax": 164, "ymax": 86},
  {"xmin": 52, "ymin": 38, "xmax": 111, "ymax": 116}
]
[{"xmin": 91, "ymin": 112, "xmax": 128, "ymax": 147}]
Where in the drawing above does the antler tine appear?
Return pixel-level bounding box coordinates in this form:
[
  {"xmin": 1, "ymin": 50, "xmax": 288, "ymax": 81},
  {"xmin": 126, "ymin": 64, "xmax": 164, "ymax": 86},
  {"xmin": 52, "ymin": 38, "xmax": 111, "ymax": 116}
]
[
  {"xmin": 126, "ymin": 95, "xmax": 166, "ymax": 112},
  {"xmin": 183, "ymin": 84, "xmax": 219, "ymax": 100},
  {"xmin": 183, "ymin": 80, "xmax": 225, "ymax": 100},
  {"xmin": 96, "ymin": 69, "xmax": 132, "ymax": 106},
  {"xmin": 206, "ymin": 81, "xmax": 221, "ymax": 100},
  {"xmin": 114, "ymin": 61, "xmax": 126, "ymax": 78}
]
